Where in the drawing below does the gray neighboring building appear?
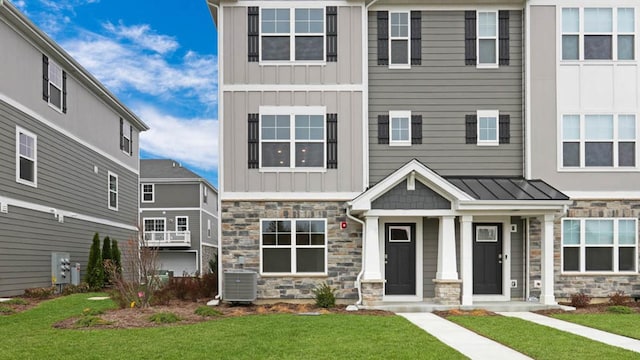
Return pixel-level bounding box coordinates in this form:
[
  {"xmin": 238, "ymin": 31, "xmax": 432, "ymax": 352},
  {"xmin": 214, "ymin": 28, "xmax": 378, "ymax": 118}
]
[
  {"xmin": 140, "ymin": 159, "xmax": 218, "ymax": 276},
  {"xmin": 0, "ymin": 1, "xmax": 148, "ymax": 296}
]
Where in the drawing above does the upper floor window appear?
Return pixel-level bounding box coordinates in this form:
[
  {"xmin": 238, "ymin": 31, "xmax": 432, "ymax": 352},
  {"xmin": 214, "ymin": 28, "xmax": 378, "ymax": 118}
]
[
  {"xmin": 562, "ymin": 7, "xmax": 635, "ymax": 61},
  {"xmin": 203, "ymin": 186, "xmax": 208, "ymax": 204},
  {"xmin": 42, "ymin": 55, "xmax": 67, "ymax": 113},
  {"xmin": 120, "ymin": 118, "xmax": 133, "ymax": 156},
  {"xmin": 465, "ymin": 11, "xmax": 509, "ymax": 68},
  {"xmin": 561, "ymin": 114, "xmax": 637, "ymax": 168},
  {"xmin": 377, "ymin": 11, "xmax": 421, "ymax": 68},
  {"xmin": 141, "ymin": 184, "xmax": 154, "ymax": 203},
  {"xmin": 261, "ymin": 8, "xmax": 324, "ymax": 62},
  {"xmin": 108, "ymin": 172, "xmax": 118, "ymax": 211},
  {"xmin": 389, "ymin": 110, "xmax": 411, "ymax": 146},
  {"xmin": 478, "ymin": 11, "xmax": 498, "ymax": 66},
  {"xmin": 16, "ymin": 127, "xmax": 37, "ymax": 187},
  {"xmin": 390, "ymin": 12, "xmax": 410, "ymax": 68},
  {"xmin": 261, "ymin": 219, "xmax": 326, "ymax": 274},
  {"xmin": 176, "ymin": 216, "xmax": 188, "ymax": 232}
]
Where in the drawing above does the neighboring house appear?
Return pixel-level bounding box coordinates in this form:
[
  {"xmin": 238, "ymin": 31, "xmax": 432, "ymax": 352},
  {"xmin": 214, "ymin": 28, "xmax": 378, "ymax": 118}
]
[
  {"xmin": 0, "ymin": 2, "xmax": 148, "ymax": 296},
  {"xmin": 140, "ymin": 159, "xmax": 219, "ymax": 277},
  {"xmin": 208, "ymin": 0, "xmax": 637, "ymax": 307},
  {"xmin": 528, "ymin": 1, "xmax": 640, "ymax": 298}
]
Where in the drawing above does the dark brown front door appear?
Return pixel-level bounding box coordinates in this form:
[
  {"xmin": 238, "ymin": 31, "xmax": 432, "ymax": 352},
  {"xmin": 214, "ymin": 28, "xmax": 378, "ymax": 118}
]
[
  {"xmin": 473, "ymin": 223, "xmax": 503, "ymax": 294},
  {"xmin": 385, "ymin": 223, "xmax": 416, "ymax": 295}
]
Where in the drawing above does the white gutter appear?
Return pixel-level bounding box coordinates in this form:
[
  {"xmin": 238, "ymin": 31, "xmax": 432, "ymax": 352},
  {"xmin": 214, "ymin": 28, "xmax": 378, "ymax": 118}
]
[{"xmin": 346, "ymin": 205, "xmax": 366, "ymax": 306}]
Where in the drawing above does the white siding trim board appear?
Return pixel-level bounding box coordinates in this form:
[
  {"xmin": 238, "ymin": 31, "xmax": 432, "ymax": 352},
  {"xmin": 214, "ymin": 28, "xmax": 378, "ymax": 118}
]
[{"xmin": 221, "ymin": 192, "xmax": 361, "ymax": 201}]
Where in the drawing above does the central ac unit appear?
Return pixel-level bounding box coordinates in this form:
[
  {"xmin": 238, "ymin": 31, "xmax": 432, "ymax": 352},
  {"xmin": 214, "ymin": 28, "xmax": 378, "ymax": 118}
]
[{"xmin": 223, "ymin": 270, "xmax": 257, "ymax": 302}]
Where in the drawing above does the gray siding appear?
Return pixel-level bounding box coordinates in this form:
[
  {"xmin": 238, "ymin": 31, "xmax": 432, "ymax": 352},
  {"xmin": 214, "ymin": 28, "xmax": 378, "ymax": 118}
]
[
  {"xmin": 140, "ymin": 210, "xmax": 201, "ymax": 250},
  {"xmin": 222, "ymin": 6, "xmax": 363, "ymax": 85},
  {"xmin": 202, "ymin": 211, "xmax": 218, "ymax": 247},
  {"xmin": 422, "ymin": 218, "xmax": 438, "ymax": 298},
  {"xmin": 0, "ymin": 101, "xmax": 138, "ymax": 226},
  {"xmin": 141, "ymin": 183, "xmax": 200, "ymax": 208},
  {"xmin": 372, "ymin": 179, "xmax": 451, "ymax": 209},
  {"xmin": 369, "ymin": 10, "xmax": 524, "ymax": 184},
  {"xmin": 510, "ymin": 217, "xmax": 525, "ymax": 299},
  {"xmin": 202, "ymin": 183, "xmax": 218, "ymax": 214},
  {"xmin": 0, "ymin": 206, "xmax": 135, "ymax": 296}
]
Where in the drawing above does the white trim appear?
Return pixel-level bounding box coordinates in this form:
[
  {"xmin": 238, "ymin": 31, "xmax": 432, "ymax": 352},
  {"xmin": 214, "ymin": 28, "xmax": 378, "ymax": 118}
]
[
  {"xmin": 141, "ymin": 183, "xmax": 154, "ymax": 203},
  {"xmin": 362, "ymin": 1, "xmax": 370, "ymax": 190},
  {"xmin": 563, "ymin": 191, "xmax": 640, "ymax": 199},
  {"xmin": 370, "ymin": 4, "xmax": 523, "ymax": 11},
  {"xmin": 222, "ymin": 192, "xmax": 360, "ymax": 201},
  {"xmin": 175, "ymin": 215, "xmax": 189, "ymax": 232},
  {"xmin": 389, "ymin": 110, "xmax": 412, "ymax": 146},
  {"xmin": 0, "ymin": 194, "xmax": 138, "ymax": 231},
  {"xmin": 107, "ymin": 171, "xmax": 118, "ymax": 211},
  {"xmin": 140, "ymin": 207, "xmax": 220, "ymax": 219},
  {"xmin": 365, "ymin": 209, "xmax": 458, "ymax": 217},
  {"xmin": 202, "ymin": 208, "xmax": 219, "ymax": 219},
  {"xmin": 525, "ymin": 0, "xmax": 532, "ymax": 179},
  {"xmin": 476, "ymin": 110, "xmax": 500, "ymax": 146},
  {"xmin": 476, "ymin": 10, "xmax": 499, "ymax": 68},
  {"xmin": 15, "ymin": 125, "xmax": 37, "ymax": 187},
  {"xmin": 207, "ymin": 218, "xmax": 212, "ymax": 238},
  {"xmin": 380, "ymin": 217, "xmax": 423, "ymax": 300},
  {"xmin": 221, "ymin": 84, "xmax": 364, "ymax": 92},
  {"xmin": 0, "ymin": 93, "xmax": 139, "ymax": 175},
  {"xmin": 471, "ymin": 217, "xmax": 512, "ymax": 302}
]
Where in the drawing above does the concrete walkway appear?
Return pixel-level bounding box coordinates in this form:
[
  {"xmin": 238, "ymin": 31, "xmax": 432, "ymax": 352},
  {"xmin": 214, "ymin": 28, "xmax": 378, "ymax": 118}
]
[
  {"xmin": 398, "ymin": 313, "xmax": 532, "ymax": 360},
  {"xmin": 499, "ymin": 312, "xmax": 640, "ymax": 353}
]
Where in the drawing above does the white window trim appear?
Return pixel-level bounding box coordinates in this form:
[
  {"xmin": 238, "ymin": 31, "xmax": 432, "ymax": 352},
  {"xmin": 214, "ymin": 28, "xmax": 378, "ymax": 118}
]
[
  {"xmin": 203, "ymin": 186, "xmax": 208, "ymax": 204},
  {"xmin": 260, "ymin": 218, "xmax": 328, "ymax": 276},
  {"xmin": 477, "ymin": 10, "xmax": 499, "ymax": 69},
  {"xmin": 388, "ymin": 11, "xmax": 411, "ymax": 70},
  {"xmin": 388, "ymin": 225, "xmax": 411, "ymax": 242},
  {"xmin": 477, "ymin": 110, "xmax": 499, "ymax": 146},
  {"xmin": 143, "ymin": 217, "xmax": 166, "ymax": 232},
  {"xmin": 207, "ymin": 219, "xmax": 212, "ymax": 238},
  {"xmin": 259, "ymin": 106, "xmax": 327, "ymax": 172},
  {"xmin": 559, "ymin": 113, "xmax": 639, "ymax": 171},
  {"xmin": 259, "ymin": 7, "xmax": 326, "ymax": 65},
  {"xmin": 176, "ymin": 216, "xmax": 189, "ymax": 232},
  {"xmin": 561, "ymin": 218, "xmax": 638, "ymax": 274},
  {"xmin": 47, "ymin": 59, "xmax": 64, "ymax": 112},
  {"xmin": 107, "ymin": 171, "xmax": 118, "ymax": 211},
  {"xmin": 389, "ymin": 110, "xmax": 412, "ymax": 146},
  {"xmin": 15, "ymin": 126, "xmax": 37, "ymax": 188},
  {"xmin": 121, "ymin": 120, "xmax": 132, "ymax": 156},
  {"xmin": 141, "ymin": 183, "xmax": 154, "ymax": 203}
]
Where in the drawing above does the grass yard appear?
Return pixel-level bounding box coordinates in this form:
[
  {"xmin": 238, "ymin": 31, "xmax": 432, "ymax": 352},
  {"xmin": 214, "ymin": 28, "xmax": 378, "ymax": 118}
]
[
  {"xmin": 0, "ymin": 294, "xmax": 464, "ymax": 360},
  {"xmin": 551, "ymin": 313, "xmax": 640, "ymax": 340},
  {"xmin": 448, "ymin": 315, "xmax": 639, "ymax": 360}
]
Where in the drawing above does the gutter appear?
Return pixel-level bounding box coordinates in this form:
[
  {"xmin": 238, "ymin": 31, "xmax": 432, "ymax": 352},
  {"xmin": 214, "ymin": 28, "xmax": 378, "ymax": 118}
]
[{"xmin": 346, "ymin": 205, "xmax": 366, "ymax": 306}]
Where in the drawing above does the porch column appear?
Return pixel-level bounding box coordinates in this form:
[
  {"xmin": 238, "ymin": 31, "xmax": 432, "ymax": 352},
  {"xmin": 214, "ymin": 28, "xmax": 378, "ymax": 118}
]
[
  {"xmin": 459, "ymin": 215, "xmax": 473, "ymax": 306},
  {"xmin": 436, "ymin": 216, "xmax": 458, "ymax": 280},
  {"xmin": 540, "ymin": 214, "xmax": 557, "ymax": 305},
  {"xmin": 363, "ymin": 216, "xmax": 382, "ymax": 280}
]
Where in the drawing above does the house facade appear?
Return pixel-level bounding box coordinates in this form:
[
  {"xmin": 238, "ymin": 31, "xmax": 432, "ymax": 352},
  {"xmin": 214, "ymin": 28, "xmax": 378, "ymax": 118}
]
[
  {"xmin": 0, "ymin": 2, "xmax": 148, "ymax": 297},
  {"xmin": 140, "ymin": 159, "xmax": 219, "ymax": 276},
  {"xmin": 209, "ymin": 0, "xmax": 638, "ymax": 306}
]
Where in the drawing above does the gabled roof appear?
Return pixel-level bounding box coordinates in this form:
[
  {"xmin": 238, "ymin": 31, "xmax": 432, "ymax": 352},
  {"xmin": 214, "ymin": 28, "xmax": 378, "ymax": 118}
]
[{"xmin": 140, "ymin": 159, "xmax": 217, "ymax": 191}]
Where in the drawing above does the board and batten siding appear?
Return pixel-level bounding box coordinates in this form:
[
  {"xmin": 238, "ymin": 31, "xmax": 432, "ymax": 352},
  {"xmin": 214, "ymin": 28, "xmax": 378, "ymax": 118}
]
[
  {"xmin": 222, "ymin": 5, "xmax": 363, "ymax": 86},
  {"xmin": 222, "ymin": 91, "xmax": 364, "ymax": 193},
  {"xmin": 0, "ymin": 101, "xmax": 138, "ymax": 226},
  {"xmin": 368, "ymin": 10, "xmax": 524, "ymax": 183},
  {"xmin": 140, "ymin": 209, "xmax": 201, "ymax": 250},
  {"xmin": 510, "ymin": 217, "xmax": 525, "ymax": 300}
]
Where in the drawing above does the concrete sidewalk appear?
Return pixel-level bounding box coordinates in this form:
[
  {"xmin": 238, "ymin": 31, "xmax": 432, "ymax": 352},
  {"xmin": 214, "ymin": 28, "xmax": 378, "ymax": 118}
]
[
  {"xmin": 398, "ymin": 313, "xmax": 532, "ymax": 360},
  {"xmin": 499, "ymin": 312, "xmax": 640, "ymax": 353}
]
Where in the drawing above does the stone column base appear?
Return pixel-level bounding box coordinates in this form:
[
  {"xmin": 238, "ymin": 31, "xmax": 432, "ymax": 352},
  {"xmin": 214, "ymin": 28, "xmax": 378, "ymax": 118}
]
[
  {"xmin": 361, "ymin": 280, "xmax": 384, "ymax": 305},
  {"xmin": 433, "ymin": 279, "xmax": 462, "ymax": 305}
]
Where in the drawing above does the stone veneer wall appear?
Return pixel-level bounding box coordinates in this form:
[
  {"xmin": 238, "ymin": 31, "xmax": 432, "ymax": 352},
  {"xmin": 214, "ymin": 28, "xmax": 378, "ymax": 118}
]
[
  {"xmin": 202, "ymin": 245, "xmax": 217, "ymax": 274},
  {"xmin": 221, "ymin": 201, "xmax": 362, "ymax": 300}
]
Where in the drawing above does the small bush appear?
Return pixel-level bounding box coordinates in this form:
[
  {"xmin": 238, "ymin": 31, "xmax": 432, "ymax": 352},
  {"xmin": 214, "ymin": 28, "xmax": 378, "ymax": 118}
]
[
  {"xmin": 23, "ymin": 287, "xmax": 55, "ymax": 299},
  {"xmin": 74, "ymin": 316, "xmax": 111, "ymax": 328},
  {"xmin": 82, "ymin": 308, "xmax": 105, "ymax": 316},
  {"xmin": 312, "ymin": 282, "xmax": 337, "ymax": 309},
  {"xmin": 570, "ymin": 292, "xmax": 592, "ymax": 308},
  {"xmin": 160, "ymin": 274, "xmax": 218, "ymax": 302},
  {"xmin": 607, "ymin": 305, "xmax": 634, "ymax": 314},
  {"xmin": 609, "ymin": 291, "xmax": 630, "ymax": 306},
  {"xmin": 195, "ymin": 306, "xmax": 222, "ymax": 317},
  {"xmin": 4, "ymin": 298, "xmax": 28, "ymax": 305},
  {"xmin": 149, "ymin": 312, "xmax": 180, "ymax": 324},
  {"xmin": 62, "ymin": 283, "xmax": 91, "ymax": 296},
  {"xmin": 0, "ymin": 305, "xmax": 15, "ymax": 314}
]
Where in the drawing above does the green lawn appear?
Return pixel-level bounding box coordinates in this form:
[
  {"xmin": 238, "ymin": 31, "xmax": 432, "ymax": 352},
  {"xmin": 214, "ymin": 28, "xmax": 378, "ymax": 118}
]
[
  {"xmin": 0, "ymin": 294, "xmax": 464, "ymax": 360},
  {"xmin": 448, "ymin": 315, "xmax": 639, "ymax": 360},
  {"xmin": 551, "ymin": 313, "xmax": 640, "ymax": 340}
]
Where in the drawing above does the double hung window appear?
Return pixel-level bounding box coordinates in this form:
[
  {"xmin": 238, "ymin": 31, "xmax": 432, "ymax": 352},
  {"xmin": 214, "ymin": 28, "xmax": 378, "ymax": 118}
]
[
  {"xmin": 141, "ymin": 184, "xmax": 154, "ymax": 202},
  {"xmin": 16, "ymin": 127, "xmax": 37, "ymax": 187},
  {"xmin": 478, "ymin": 11, "xmax": 498, "ymax": 66},
  {"xmin": 389, "ymin": 12, "xmax": 410, "ymax": 67},
  {"xmin": 108, "ymin": 172, "xmax": 118, "ymax": 211}
]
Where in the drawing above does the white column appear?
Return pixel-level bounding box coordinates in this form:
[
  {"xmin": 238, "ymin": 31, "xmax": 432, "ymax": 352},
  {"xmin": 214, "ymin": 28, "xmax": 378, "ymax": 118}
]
[
  {"xmin": 436, "ymin": 216, "xmax": 458, "ymax": 280},
  {"xmin": 459, "ymin": 215, "xmax": 473, "ymax": 306},
  {"xmin": 363, "ymin": 216, "xmax": 382, "ymax": 280},
  {"xmin": 540, "ymin": 214, "xmax": 557, "ymax": 305}
]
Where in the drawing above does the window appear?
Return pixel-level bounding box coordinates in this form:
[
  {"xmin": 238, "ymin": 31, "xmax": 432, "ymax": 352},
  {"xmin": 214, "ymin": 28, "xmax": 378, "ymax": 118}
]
[
  {"xmin": 141, "ymin": 184, "xmax": 154, "ymax": 203},
  {"xmin": 42, "ymin": 55, "xmax": 66, "ymax": 112},
  {"xmin": 261, "ymin": 8, "xmax": 324, "ymax": 61},
  {"xmin": 203, "ymin": 186, "xmax": 208, "ymax": 204},
  {"xmin": 561, "ymin": 114, "xmax": 636, "ymax": 168},
  {"xmin": 261, "ymin": 219, "xmax": 326, "ymax": 274},
  {"xmin": 207, "ymin": 219, "xmax": 211, "ymax": 237},
  {"xmin": 120, "ymin": 119, "xmax": 132, "ymax": 156},
  {"xmin": 176, "ymin": 216, "xmax": 188, "ymax": 232},
  {"xmin": 477, "ymin": 110, "xmax": 499, "ymax": 145},
  {"xmin": 16, "ymin": 127, "xmax": 37, "ymax": 187},
  {"xmin": 108, "ymin": 172, "xmax": 118, "ymax": 211},
  {"xmin": 144, "ymin": 218, "xmax": 166, "ymax": 241},
  {"xmin": 389, "ymin": 12, "xmax": 410, "ymax": 68},
  {"xmin": 562, "ymin": 7, "xmax": 635, "ymax": 61},
  {"xmin": 260, "ymin": 107, "xmax": 325, "ymax": 169},
  {"xmin": 562, "ymin": 218, "xmax": 637, "ymax": 272},
  {"xmin": 389, "ymin": 111, "xmax": 411, "ymax": 146},
  {"xmin": 477, "ymin": 11, "xmax": 498, "ymax": 67}
]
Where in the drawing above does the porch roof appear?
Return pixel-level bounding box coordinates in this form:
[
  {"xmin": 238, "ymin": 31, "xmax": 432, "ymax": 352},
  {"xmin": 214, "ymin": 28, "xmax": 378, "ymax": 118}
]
[{"xmin": 445, "ymin": 177, "xmax": 569, "ymax": 201}]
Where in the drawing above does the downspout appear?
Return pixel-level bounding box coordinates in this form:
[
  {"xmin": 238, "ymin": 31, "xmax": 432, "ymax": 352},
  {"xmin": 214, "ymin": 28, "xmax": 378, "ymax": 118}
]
[{"xmin": 346, "ymin": 205, "xmax": 366, "ymax": 306}]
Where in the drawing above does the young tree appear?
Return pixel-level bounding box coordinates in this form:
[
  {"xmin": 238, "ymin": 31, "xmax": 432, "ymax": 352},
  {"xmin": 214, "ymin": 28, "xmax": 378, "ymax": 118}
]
[
  {"xmin": 111, "ymin": 240, "xmax": 122, "ymax": 275},
  {"xmin": 86, "ymin": 233, "xmax": 103, "ymax": 290},
  {"xmin": 102, "ymin": 236, "xmax": 112, "ymax": 285}
]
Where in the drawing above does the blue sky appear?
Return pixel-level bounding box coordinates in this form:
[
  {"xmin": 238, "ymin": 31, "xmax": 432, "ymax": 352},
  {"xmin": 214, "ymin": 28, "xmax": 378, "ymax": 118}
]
[{"xmin": 12, "ymin": 0, "xmax": 220, "ymax": 186}]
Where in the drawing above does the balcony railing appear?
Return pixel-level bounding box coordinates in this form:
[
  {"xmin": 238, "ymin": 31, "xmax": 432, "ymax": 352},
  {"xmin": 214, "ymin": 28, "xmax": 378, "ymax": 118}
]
[{"xmin": 143, "ymin": 231, "xmax": 191, "ymax": 247}]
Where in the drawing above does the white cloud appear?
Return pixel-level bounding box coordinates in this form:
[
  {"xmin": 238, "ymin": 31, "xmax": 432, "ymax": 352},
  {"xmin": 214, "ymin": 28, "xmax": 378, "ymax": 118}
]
[
  {"xmin": 137, "ymin": 105, "xmax": 218, "ymax": 171},
  {"xmin": 103, "ymin": 22, "xmax": 179, "ymax": 54}
]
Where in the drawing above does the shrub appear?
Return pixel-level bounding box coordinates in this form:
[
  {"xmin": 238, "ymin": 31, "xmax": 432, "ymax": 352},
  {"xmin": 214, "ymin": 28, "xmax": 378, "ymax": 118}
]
[
  {"xmin": 102, "ymin": 236, "xmax": 112, "ymax": 285},
  {"xmin": 86, "ymin": 233, "xmax": 104, "ymax": 290},
  {"xmin": 149, "ymin": 312, "xmax": 180, "ymax": 324},
  {"xmin": 111, "ymin": 240, "xmax": 122, "ymax": 275},
  {"xmin": 607, "ymin": 305, "xmax": 634, "ymax": 314},
  {"xmin": 4, "ymin": 298, "xmax": 28, "ymax": 305},
  {"xmin": 160, "ymin": 274, "xmax": 218, "ymax": 302},
  {"xmin": 23, "ymin": 287, "xmax": 55, "ymax": 299},
  {"xmin": 195, "ymin": 306, "xmax": 222, "ymax": 317},
  {"xmin": 74, "ymin": 316, "xmax": 111, "ymax": 328},
  {"xmin": 312, "ymin": 282, "xmax": 337, "ymax": 309},
  {"xmin": 61, "ymin": 283, "xmax": 90, "ymax": 296},
  {"xmin": 609, "ymin": 291, "xmax": 630, "ymax": 306},
  {"xmin": 0, "ymin": 305, "xmax": 15, "ymax": 314},
  {"xmin": 570, "ymin": 292, "xmax": 592, "ymax": 308}
]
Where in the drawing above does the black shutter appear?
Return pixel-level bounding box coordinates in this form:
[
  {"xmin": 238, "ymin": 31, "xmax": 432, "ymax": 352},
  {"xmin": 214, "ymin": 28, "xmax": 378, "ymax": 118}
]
[
  {"xmin": 378, "ymin": 115, "xmax": 389, "ymax": 144},
  {"xmin": 411, "ymin": 115, "xmax": 422, "ymax": 144},
  {"xmin": 464, "ymin": 11, "xmax": 477, "ymax": 65},
  {"xmin": 499, "ymin": 11, "xmax": 510, "ymax": 65},
  {"xmin": 248, "ymin": 7, "xmax": 259, "ymax": 62},
  {"xmin": 326, "ymin": 7, "xmax": 338, "ymax": 62},
  {"xmin": 326, "ymin": 113, "xmax": 338, "ymax": 168},
  {"xmin": 465, "ymin": 115, "xmax": 477, "ymax": 144},
  {"xmin": 62, "ymin": 71, "xmax": 67, "ymax": 113},
  {"xmin": 377, "ymin": 11, "xmax": 389, "ymax": 65},
  {"xmin": 248, "ymin": 113, "xmax": 260, "ymax": 168},
  {"xmin": 499, "ymin": 114, "xmax": 510, "ymax": 144},
  {"xmin": 411, "ymin": 11, "xmax": 422, "ymax": 65},
  {"xmin": 119, "ymin": 118, "xmax": 124, "ymax": 151},
  {"xmin": 129, "ymin": 124, "xmax": 133, "ymax": 155},
  {"xmin": 42, "ymin": 54, "xmax": 49, "ymax": 101}
]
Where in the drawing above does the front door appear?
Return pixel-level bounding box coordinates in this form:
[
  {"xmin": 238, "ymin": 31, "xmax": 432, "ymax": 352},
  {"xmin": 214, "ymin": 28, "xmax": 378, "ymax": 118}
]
[
  {"xmin": 473, "ymin": 223, "xmax": 503, "ymax": 294},
  {"xmin": 385, "ymin": 223, "xmax": 416, "ymax": 295}
]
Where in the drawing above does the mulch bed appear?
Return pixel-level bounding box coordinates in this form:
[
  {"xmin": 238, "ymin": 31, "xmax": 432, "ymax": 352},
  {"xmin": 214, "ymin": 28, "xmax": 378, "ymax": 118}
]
[{"xmin": 535, "ymin": 301, "xmax": 640, "ymax": 315}]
